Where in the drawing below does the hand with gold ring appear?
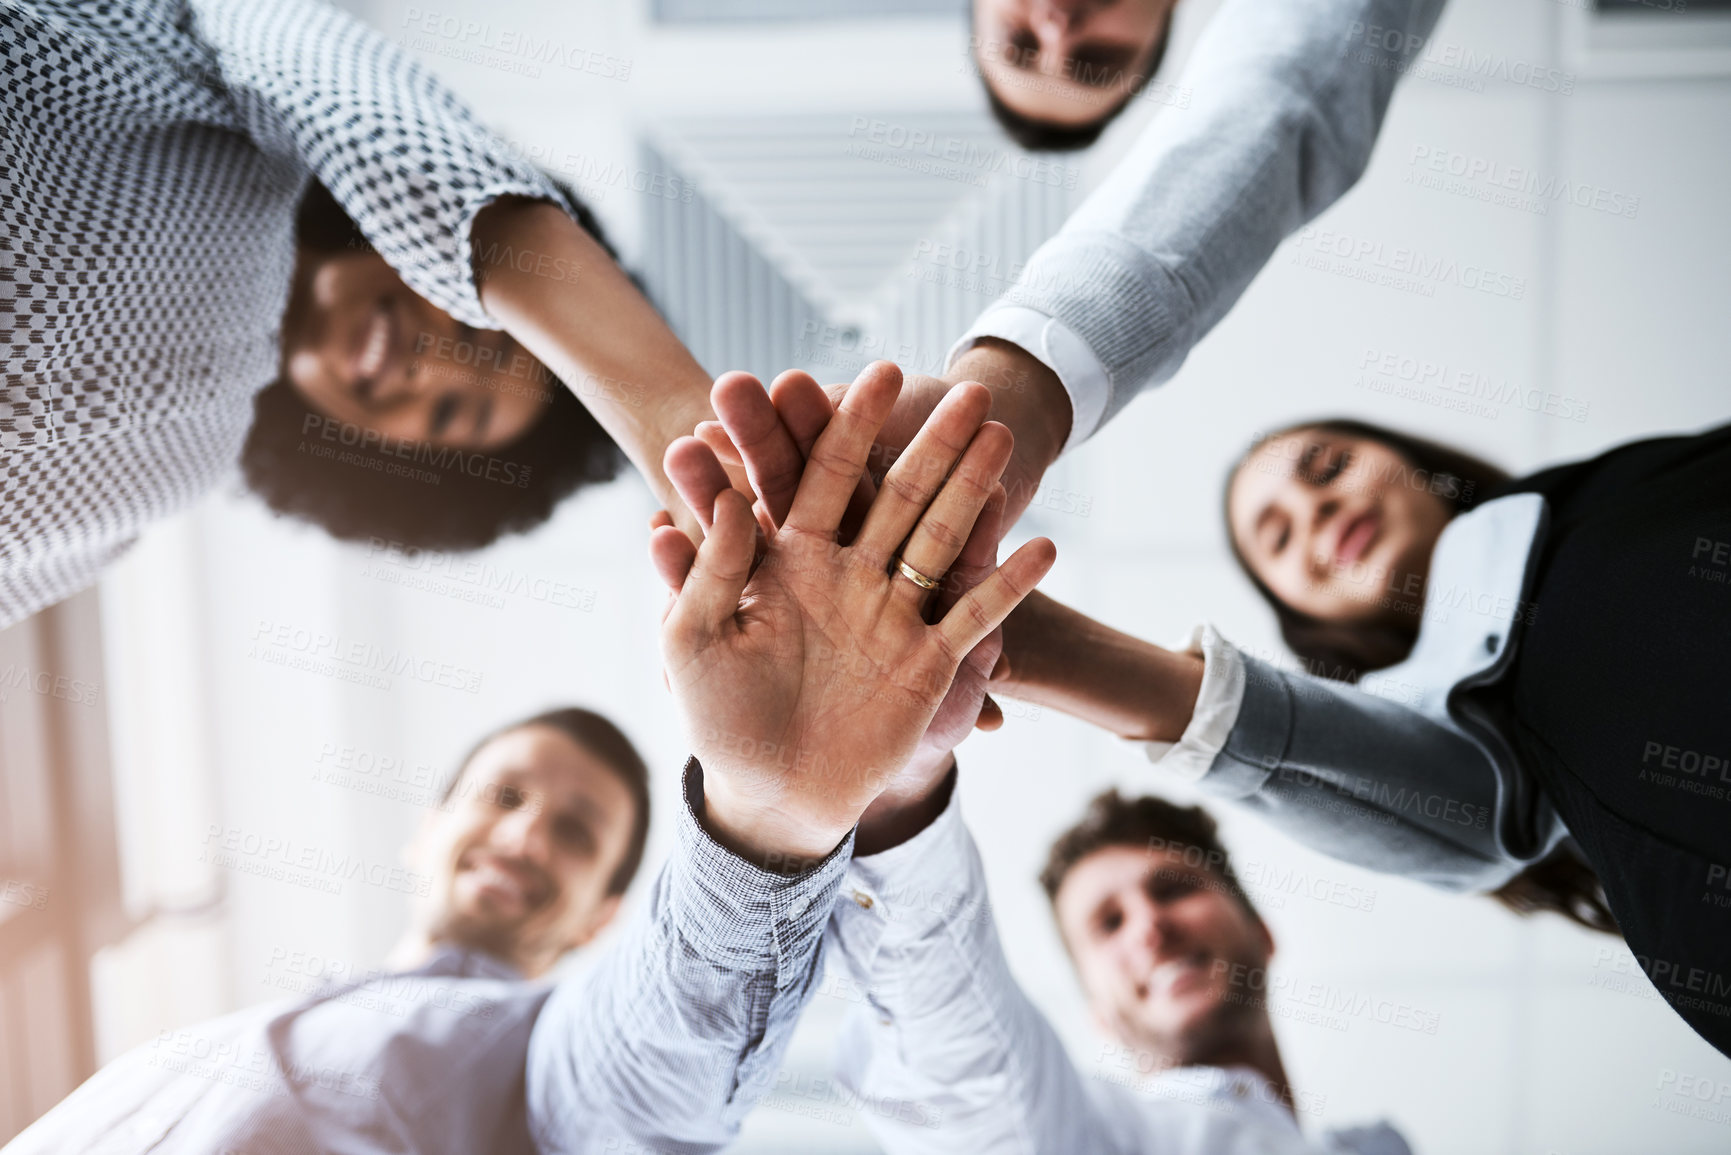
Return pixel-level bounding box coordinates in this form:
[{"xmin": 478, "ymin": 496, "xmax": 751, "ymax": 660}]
[
  {"xmin": 648, "ymin": 362, "xmax": 1055, "ymax": 865},
  {"xmin": 652, "ymin": 362, "xmax": 1032, "ymax": 854}
]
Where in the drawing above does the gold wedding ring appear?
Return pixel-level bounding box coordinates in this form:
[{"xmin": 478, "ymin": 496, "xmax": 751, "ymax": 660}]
[{"xmin": 894, "ymin": 557, "xmax": 941, "ymax": 591}]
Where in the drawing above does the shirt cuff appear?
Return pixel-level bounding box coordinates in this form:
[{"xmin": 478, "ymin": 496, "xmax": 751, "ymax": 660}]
[
  {"xmin": 446, "ymin": 178, "xmax": 570, "ymax": 330},
  {"xmin": 1137, "ymin": 623, "xmax": 1247, "ymax": 783},
  {"xmin": 832, "ymin": 774, "xmax": 985, "ymax": 958},
  {"xmin": 672, "ymin": 758, "xmax": 852, "ymax": 989},
  {"xmin": 947, "ymin": 305, "xmax": 1101, "ymax": 453}
]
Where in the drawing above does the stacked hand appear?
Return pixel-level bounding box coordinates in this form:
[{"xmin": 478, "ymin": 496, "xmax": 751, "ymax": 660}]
[
  {"xmin": 649, "ymin": 362, "xmax": 1055, "ymax": 865},
  {"xmin": 688, "ymin": 341, "xmax": 1071, "ymax": 543}
]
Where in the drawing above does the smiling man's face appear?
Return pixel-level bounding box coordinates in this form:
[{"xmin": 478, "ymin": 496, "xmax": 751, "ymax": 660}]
[
  {"xmin": 1055, "ymin": 844, "xmax": 1273, "ymax": 1065},
  {"xmin": 409, "ymin": 725, "xmax": 638, "ymax": 977}
]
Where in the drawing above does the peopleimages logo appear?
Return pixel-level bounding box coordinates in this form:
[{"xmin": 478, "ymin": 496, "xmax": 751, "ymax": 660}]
[
  {"xmin": 1289, "ymin": 227, "xmax": 1527, "ymax": 300},
  {"xmin": 399, "ymin": 9, "xmax": 632, "ymax": 80},
  {"xmin": 247, "ymin": 619, "xmax": 485, "ymax": 694},
  {"xmin": 298, "ymin": 414, "xmax": 532, "ymax": 488},
  {"xmin": 847, "ymin": 118, "xmax": 1082, "ymax": 189},
  {"xmin": 1408, "ymin": 146, "xmax": 1640, "ymax": 219}
]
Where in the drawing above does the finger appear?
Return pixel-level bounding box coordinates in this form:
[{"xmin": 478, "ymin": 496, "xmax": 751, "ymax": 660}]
[
  {"xmin": 713, "ymin": 371, "xmax": 807, "ymax": 531},
  {"xmin": 772, "ymin": 372, "xmax": 881, "ymax": 543},
  {"xmin": 853, "ymin": 383, "xmax": 993, "ymax": 569},
  {"xmin": 976, "ymin": 695, "xmax": 1004, "ymax": 732},
  {"xmin": 837, "ymin": 469, "xmax": 876, "ymax": 546},
  {"xmin": 767, "ymin": 370, "xmax": 836, "ymax": 456},
  {"xmin": 648, "ymin": 524, "xmax": 697, "ymax": 592},
  {"xmin": 934, "ymin": 483, "xmax": 1005, "ymax": 619},
  {"xmin": 891, "ymin": 422, "xmax": 1014, "ymax": 610},
  {"xmin": 784, "ymin": 360, "xmax": 902, "ymax": 539},
  {"xmin": 771, "ymin": 371, "xmax": 881, "ymax": 544},
  {"xmin": 936, "ymin": 537, "xmax": 1057, "ymax": 656},
  {"xmin": 670, "ymin": 489, "xmax": 757, "ymax": 634},
  {"xmin": 694, "ymin": 421, "xmax": 742, "ymax": 466},
  {"xmin": 664, "ymin": 436, "xmax": 733, "ymax": 535}
]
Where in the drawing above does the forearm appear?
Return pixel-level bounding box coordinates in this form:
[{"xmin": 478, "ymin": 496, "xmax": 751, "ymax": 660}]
[
  {"xmin": 832, "ymin": 795, "xmax": 1124, "ymax": 1154},
  {"xmin": 981, "ymin": 0, "xmax": 1446, "ymax": 435},
  {"xmin": 996, "ymin": 592, "xmax": 1202, "ymax": 743},
  {"xmin": 474, "ymin": 197, "xmax": 736, "ymax": 535},
  {"xmin": 1212, "ymin": 657, "xmax": 1540, "ymax": 890},
  {"xmin": 527, "ymin": 762, "xmax": 849, "ymax": 1152}
]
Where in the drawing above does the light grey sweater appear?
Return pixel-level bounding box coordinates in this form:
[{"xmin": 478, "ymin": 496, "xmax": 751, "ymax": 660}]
[{"xmin": 958, "ymin": 0, "xmax": 1448, "ymax": 444}]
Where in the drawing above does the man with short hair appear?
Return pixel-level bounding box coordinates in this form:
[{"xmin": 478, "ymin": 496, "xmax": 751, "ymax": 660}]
[
  {"xmin": 728, "ymin": 0, "xmax": 1450, "ymax": 544},
  {"xmin": 9, "ymin": 362, "xmax": 1049, "ymax": 1155},
  {"xmin": 828, "ymin": 785, "xmax": 1410, "ymax": 1153},
  {"xmin": 5, "ymin": 706, "xmax": 674, "ymax": 1153}
]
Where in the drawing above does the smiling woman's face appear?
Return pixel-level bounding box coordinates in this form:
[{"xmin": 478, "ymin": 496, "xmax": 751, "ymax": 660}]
[
  {"xmin": 280, "ymin": 248, "xmax": 553, "ymax": 450},
  {"xmin": 1226, "ymin": 428, "xmax": 1454, "ymax": 626}
]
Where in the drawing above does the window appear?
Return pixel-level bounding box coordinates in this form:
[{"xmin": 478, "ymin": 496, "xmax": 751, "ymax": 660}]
[{"xmin": 0, "ymin": 590, "xmax": 125, "ymax": 1141}]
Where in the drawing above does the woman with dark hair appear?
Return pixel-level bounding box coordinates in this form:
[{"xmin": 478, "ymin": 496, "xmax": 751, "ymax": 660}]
[
  {"xmin": 980, "ymin": 416, "xmax": 1731, "ymax": 1055},
  {"xmin": 238, "ymin": 181, "xmax": 630, "ymax": 551},
  {"xmin": 1, "ymin": 0, "xmax": 748, "ymax": 628}
]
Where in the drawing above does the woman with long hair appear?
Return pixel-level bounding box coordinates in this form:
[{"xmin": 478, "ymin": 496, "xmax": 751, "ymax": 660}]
[
  {"xmin": 2, "ymin": 0, "xmax": 748, "ymax": 630},
  {"xmin": 984, "ymin": 416, "xmax": 1731, "ymax": 1054}
]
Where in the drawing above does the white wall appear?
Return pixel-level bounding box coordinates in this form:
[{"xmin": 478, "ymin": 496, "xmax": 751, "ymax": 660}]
[{"xmin": 96, "ymin": 1, "xmax": 1731, "ymax": 1152}]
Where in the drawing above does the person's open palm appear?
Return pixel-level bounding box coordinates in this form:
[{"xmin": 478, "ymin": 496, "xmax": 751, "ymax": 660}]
[{"xmin": 653, "ymin": 363, "xmax": 1056, "ymax": 864}]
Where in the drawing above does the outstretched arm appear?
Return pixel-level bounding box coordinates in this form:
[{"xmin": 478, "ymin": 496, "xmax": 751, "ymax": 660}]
[
  {"xmin": 661, "ymin": 377, "xmax": 1143, "ymax": 1150},
  {"xmin": 991, "ymin": 591, "xmax": 1555, "ymax": 892},
  {"xmin": 959, "ymin": 0, "xmax": 1449, "ymax": 446},
  {"xmin": 830, "ymin": 781, "xmax": 1137, "ymax": 1155},
  {"xmin": 689, "ymin": 0, "xmax": 1448, "ymax": 529},
  {"xmin": 530, "ymin": 362, "xmax": 1053, "ymax": 1152},
  {"xmin": 992, "ymin": 591, "xmax": 1204, "ymax": 744},
  {"xmin": 187, "ymin": 0, "xmax": 751, "ymax": 534},
  {"xmin": 473, "ymin": 197, "xmax": 727, "ymax": 535}
]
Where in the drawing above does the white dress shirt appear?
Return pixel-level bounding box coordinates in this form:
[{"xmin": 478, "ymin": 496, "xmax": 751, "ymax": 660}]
[
  {"xmin": 826, "ymin": 785, "xmax": 1410, "ymax": 1155},
  {"xmin": 4, "ymin": 763, "xmax": 851, "ymax": 1154}
]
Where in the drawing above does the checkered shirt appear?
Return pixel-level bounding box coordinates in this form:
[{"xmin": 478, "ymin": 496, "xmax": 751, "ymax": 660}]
[{"xmin": 1, "ymin": 0, "xmax": 558, "ymax": 628}]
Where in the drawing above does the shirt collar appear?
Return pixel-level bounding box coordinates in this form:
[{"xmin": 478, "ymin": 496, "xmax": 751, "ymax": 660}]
[
  {"xmin": 416, "ymin": 941, "xmax": 526, "ymax": 983},
  {"xmin": 1143, "ymin": 1064, "xmax": 1301, "ymax": 1130},
  {"xmin": 1363, "ymin": 492, "xmax": 1547, "ymax": 696}
]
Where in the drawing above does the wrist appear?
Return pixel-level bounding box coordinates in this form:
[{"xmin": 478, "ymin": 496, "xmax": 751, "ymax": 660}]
[
  {"xmin": 855, "ymin": 756, "xmax": 956, "ymax": 857},
  {"xmin": 947, "ymin": 340, "xmax": 1069, "ymax": 504},
  {"xmin": 995, "ymin": 597, "xmax": 1205, "ymax": 744},
  {"xmin": 696, "ymin": 763, "xmax": 850, "ymax": 870}
]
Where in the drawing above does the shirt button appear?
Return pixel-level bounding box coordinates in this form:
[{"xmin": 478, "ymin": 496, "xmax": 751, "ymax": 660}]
[
  {"xmin": 852, "ymin": 889, "xmax": 874, "ymax": 910},
  {"xmin": 1484, "ymin": 634, "xmax": 1500, "ymax": 654},
  {"xmin": 787, "ymin": 895, "xmax": 809, "ymax": 918}
]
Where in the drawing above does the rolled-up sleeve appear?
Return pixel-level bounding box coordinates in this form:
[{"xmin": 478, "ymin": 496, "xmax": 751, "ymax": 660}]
[
  {"xmin": 962, "ymin": 0, "xmax": 1446, "ymax": 444},
  {"xmin": 187, "ymin": 0, "xmax": 561, "ymax": 327},
  {"xmin": 527, "ymin": 759, "xmax": 851, "ymax": 1155}
]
